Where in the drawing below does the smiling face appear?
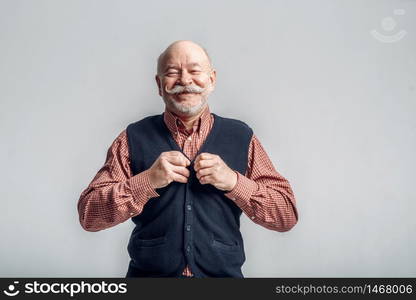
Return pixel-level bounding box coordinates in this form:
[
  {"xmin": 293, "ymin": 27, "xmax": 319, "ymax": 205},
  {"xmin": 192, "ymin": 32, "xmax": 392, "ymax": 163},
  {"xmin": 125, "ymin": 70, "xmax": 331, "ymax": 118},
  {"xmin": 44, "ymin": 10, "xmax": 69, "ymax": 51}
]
[{"xmin": 155, "ymin": 41, "xmax": 216, "ymax": 117}]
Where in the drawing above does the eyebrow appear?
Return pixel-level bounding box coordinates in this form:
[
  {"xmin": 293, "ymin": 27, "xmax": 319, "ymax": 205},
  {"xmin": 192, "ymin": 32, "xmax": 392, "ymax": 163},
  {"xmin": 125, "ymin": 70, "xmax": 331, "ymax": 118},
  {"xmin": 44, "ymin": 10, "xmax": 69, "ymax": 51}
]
[{"xmin": 163, "ymin": 63, "xmax": 203, "ymax": 72}]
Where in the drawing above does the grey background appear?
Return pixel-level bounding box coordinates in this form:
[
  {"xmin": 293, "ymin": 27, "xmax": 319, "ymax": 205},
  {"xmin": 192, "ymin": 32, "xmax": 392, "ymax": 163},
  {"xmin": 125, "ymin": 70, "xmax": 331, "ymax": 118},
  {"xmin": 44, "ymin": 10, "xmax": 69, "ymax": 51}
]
[{"xmin": 0, "ymin": 0, "xmax": 415, "ymax": 277}]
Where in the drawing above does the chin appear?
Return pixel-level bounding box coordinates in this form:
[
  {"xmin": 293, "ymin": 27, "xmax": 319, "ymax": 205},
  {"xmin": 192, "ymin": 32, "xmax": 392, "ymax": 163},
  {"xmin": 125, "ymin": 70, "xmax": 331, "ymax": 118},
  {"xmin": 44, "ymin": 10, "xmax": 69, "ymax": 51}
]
[{"xmin": 166, "ymin": 99, "xmax": 207, "ymax": 116}]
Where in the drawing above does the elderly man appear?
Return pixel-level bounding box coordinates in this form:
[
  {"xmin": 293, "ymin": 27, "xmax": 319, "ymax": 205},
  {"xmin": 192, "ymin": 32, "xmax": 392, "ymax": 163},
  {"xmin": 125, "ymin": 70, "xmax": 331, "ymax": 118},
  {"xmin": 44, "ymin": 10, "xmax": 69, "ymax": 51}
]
[{"xmin": 77, "ymin": 40, "xmax": 298, "ymax": 278}]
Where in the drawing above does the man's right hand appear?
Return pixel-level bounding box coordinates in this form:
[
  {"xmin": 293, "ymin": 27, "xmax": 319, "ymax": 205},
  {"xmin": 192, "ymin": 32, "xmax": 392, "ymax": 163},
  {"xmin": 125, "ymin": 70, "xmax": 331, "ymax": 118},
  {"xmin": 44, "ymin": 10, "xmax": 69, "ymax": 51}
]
[{"xmin": 148, "ymin": 151, "xmax": 191, "ymax": 189}]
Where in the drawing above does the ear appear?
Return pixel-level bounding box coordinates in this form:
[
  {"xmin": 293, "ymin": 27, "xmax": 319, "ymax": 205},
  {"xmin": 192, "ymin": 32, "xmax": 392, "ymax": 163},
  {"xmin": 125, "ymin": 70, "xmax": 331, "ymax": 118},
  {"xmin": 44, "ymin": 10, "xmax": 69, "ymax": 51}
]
[
  {"xmin": 209, "ymin": 69, "xmax": 217, "ymax": 89},
  {"xmin": 155, "ymin": 74, "xmax": 162, "ymax": 96},
  {"xmin": 209, "ymin": 69, "xmax": 217, "ymax": 87}
]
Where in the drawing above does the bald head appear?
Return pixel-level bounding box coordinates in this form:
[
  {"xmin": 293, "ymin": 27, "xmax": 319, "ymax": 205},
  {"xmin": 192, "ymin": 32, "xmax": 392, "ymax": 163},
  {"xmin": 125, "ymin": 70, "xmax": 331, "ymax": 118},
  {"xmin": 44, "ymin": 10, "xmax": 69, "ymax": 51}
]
[{"xmin": 157, "ymin": 40, "xmax": 212, "ymax": 75}]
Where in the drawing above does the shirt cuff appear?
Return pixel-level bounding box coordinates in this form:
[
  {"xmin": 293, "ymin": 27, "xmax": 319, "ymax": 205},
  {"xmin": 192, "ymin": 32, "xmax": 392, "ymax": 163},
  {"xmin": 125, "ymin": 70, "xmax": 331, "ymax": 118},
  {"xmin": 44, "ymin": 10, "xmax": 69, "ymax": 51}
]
[
  {"xmin": 129, "ymin": 169, "xmax": 160, "ymax": 204},
  {"xmin": 224, "ymin": 171, "xmax": 258, "ymax": 209}
]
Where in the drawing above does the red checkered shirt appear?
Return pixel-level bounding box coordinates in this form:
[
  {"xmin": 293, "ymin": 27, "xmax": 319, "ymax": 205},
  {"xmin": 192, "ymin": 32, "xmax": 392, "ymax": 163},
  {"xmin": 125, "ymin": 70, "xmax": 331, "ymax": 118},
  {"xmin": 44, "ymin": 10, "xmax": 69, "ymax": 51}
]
[{"xmin": 78, "ymin": 105, "xmax": 298, "ymax": 277}]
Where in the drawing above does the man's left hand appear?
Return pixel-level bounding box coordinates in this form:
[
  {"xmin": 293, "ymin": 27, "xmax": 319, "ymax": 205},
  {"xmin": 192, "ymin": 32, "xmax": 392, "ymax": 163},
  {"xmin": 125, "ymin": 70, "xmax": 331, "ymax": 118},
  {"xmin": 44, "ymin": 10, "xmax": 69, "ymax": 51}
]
[{"xmin": 194, "ymin": 152, "xmax": 237, "ymax": 192}]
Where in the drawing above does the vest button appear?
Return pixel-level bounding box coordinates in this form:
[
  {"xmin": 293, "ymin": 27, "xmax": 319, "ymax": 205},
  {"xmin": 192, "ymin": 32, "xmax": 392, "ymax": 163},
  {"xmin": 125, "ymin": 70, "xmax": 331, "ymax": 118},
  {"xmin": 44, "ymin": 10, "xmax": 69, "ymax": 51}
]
[
  {"xmin": 187, "ymin": 205, "xmax": 192, "ymax": 211},
  {"xmin": 186, "ymin": 245, "xmax": 191, "ymax": 252},
  {"xmin": 186, "ymin": 225, "xmax": 191, "ymax": 231}
]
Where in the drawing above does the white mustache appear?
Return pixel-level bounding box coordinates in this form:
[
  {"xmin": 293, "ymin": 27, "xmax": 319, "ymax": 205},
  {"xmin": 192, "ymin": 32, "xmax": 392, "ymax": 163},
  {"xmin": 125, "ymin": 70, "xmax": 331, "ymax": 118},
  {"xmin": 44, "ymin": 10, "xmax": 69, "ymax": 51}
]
[{"xmin": 165, "ymin": 84, "xmax": 207, "ymax": 94}]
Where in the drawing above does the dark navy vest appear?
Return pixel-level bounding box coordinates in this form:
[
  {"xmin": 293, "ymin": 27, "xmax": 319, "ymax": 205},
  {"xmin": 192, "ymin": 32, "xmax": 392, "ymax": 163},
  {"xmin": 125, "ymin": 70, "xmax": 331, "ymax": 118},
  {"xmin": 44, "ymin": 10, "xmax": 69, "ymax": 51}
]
[{"xmin": 125, "ymin": 112, "xmax": 253, "ymax": 278}]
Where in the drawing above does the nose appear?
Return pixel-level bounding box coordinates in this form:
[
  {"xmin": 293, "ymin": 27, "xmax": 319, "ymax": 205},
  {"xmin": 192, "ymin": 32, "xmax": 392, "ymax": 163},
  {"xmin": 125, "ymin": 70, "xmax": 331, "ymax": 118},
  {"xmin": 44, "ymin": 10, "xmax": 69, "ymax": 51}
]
[{"xmin": 178, "ymin": 71, "xmax": 193, "ymax": 86}]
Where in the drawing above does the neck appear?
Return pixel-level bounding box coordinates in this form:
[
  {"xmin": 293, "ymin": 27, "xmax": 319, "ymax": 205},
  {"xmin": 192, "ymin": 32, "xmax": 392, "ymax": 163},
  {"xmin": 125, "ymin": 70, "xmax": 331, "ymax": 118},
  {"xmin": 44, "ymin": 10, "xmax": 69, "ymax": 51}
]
[{"xmin": 171, "ymin": 105, "xmax": 208, "ymax": 131}]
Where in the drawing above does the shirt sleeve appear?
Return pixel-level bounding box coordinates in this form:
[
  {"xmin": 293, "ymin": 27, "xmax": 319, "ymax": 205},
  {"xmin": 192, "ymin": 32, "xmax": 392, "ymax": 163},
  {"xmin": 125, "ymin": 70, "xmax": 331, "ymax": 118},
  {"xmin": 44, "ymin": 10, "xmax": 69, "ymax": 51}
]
[
  {"xmin": 77, "ymin": 130, "xmax": 160, "ymax": 232},
  {"xmin": 224, "ymin": 134, "xmax": 298, "ymax": 232}
]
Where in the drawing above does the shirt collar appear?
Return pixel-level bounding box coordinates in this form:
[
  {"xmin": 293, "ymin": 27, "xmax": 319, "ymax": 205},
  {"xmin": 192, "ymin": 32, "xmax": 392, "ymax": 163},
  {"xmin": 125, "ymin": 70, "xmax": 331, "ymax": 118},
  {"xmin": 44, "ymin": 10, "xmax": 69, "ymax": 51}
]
[{"xmin": 163, "ymin": 105, "xmax": 211, "ymax": 136}]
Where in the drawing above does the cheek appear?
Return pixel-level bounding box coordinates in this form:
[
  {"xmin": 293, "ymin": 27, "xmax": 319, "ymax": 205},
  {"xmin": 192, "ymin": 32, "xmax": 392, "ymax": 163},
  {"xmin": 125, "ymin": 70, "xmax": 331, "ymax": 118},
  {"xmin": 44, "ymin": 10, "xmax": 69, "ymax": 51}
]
[
  {"xmin": 195, "ymin": 78, "xmax": 210, "ymax": 89},
  {"xmin": 161, "ymin": 79, "xmax": 175, "ymax": 92},
  {"xmin": 194, "ymin": 73, "xmax": 210, "ymax": 86}
]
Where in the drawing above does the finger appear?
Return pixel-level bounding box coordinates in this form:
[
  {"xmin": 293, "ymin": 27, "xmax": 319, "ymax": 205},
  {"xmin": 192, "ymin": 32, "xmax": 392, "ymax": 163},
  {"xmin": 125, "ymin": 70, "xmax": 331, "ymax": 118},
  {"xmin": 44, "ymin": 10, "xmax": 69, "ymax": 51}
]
[
  {"xmin": 196, "ymin": 166, "xmax": 215, "ymax": 179},
  {"xmin": 195, "ymin": 152, "xmax": 215, "ymax": 165},
  {"xmin": 170, "ymin": 172, "xmax": 188, "ymax": 184},
  {"xmin": 199, "ymin": 174, "xmax": 213, "ymax": 185},
  {"xmin": 166, "ymin": 150, "xmax": 184, "ymax": 156},
  {"xmin": 165, "ymin": 151, "xmax": 191, "ymax": 165},
  {"xmin": 194, "ymin": 158, "xmax": 216, "ymax": 171},
  {"xmin": 164, "ymin": 152, "xmax": 190, "ymax": 167},
  {"xmin": 171, "ymin": 165, "xmax": 190, "ymax": 178}
]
